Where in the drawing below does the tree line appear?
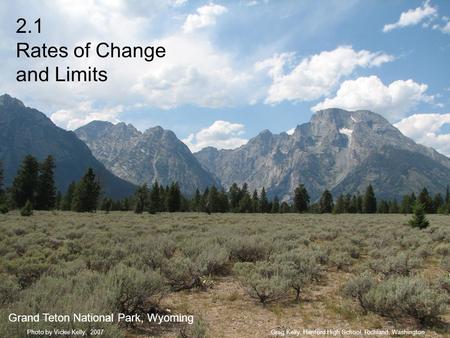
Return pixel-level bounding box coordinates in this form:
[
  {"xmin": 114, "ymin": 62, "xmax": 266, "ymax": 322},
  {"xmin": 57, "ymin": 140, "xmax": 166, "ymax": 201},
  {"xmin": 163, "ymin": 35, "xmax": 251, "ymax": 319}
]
[{"xmin": 0, "ymin": 155, "xmax": 449, "ymax": 215}]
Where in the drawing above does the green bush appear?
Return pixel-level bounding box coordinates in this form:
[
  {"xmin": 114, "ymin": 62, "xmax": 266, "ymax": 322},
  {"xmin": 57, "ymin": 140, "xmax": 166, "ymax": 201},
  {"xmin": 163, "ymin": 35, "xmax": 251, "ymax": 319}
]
[
  {"xmin": 178, "ymin": 316, "xmax": 208, "ymax": 338},
  {"xmin": 196, "ymin": 245, "xmax": 230, "ymax": 276},
  {"xmin": 343, "ymin": 272, "xmax": 375, "ymax": 313},
  {"xmin": 364, "ymin": 276, "xmax": 448, "ymax": 324},
  {"xmin": 0, "ymin": 273, "xmax": 20, "ymax": 305},
  {"xmin": 228, "ymin": 236, "xmax": 272, "ymax": 262},
  {"xmin": 20, "ymin": 200, "xmax": 33, "ymax": 216},
  {"xmin": 368, "ymin": 252, "xmax": 421, "ymax": 277},
  {"xmin": 274, "ymin": 249, "xmax": 322, "ymax": 302},
  {"xmin": 163, "ymin": 256, "xmax": 203, "ymax": 291},
  {"xmin": 105, "ymin": 264, "xmax": 167, "ymax": 317},
  {"xmin": 234, "ymin": 261, "xmax": 288, "ymax": 305}
]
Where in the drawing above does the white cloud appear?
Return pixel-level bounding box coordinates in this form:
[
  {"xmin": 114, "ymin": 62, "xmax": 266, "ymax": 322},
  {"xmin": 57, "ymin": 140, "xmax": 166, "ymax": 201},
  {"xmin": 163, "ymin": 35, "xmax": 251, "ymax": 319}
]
[
  {"xmin": 383, "ymin": 0, "xmax": 437, "ymax": 32},
  {"xmin": 169, "ymin": 0, "xmax": 188, "ymax": 7},
  {"xmin": 182, "ymin": 3, "xmax": 227, "ymax": 33},
  {"xmin": 51, "ymin": 101, "xmax": 123, "ymax": 130},
  {"xmin": 312, "ymin": 75, "xmax": 433, "ymax": 120},
  {"xmin": 131, "ymin": 35, "xmax": 252, "ymax": 109},
  {"xmin": 440, "ymin": 21, "xmax": 450, "ymax": 34},
  {"xmin": 257, "ymin": 46, "xmax": 394, "ymax": 104},
  {"xmin": 182, "ymin": 120, "xmax": 248, "ymax": 152},
  {"xmin": 395, "ymin": 113, "xmax": 450, "ymax": 156}
]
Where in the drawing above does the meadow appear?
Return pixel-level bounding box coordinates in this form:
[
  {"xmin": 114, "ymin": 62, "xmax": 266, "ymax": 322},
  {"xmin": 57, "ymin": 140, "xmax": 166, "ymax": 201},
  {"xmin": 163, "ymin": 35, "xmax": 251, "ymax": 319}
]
[{"xmin": 0, "ymin": 212, "xmax": 449, "ymax": 337}]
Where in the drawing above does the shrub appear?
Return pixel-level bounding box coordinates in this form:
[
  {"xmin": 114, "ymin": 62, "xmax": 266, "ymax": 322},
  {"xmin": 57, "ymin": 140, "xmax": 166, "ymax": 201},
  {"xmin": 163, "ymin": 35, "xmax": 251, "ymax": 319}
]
[
  {"xmin": 274, "ymin": 249, "xmax": 322, "ymax": 302},
  {"xmin": 330, "ymin": 252, "xmax": 353, "ymax": 271},
  {"xmin": 343, "ymin": 272, "xmax": 375, "ymax": 313},
  {"xmin": 196, "ymin": 245, "xmax": 230, "ymax": 276},
  {"xmin": 228, "ymin": 236, "xmax": 272, "ymax": 262},
  {"xmin": 178, "ymin": 316, "xmax": 208, "ymax": 338},
  {"xmin": 437, "ymin": 274, "xmax": 450, "ymax": 294},
  {"xmin": 364, "ymin": 276, "xmax": 448, "ymax": 324},
  {"xmin": 163, "ymin": 256, "xmax": 203, "ymax": 291},
  {"xmin": 441, "ymin": 256, "xmax": 450, "ymax": 271},
  {"xmin": 20, "ymin": 200, "xmax": 33, "ymax": 216},
  {"xmin": 369, "ymin": 252, "xmax": 421, "ymax": 277},
  {"xmin": 234, "ymin": 261, "xmax": 288, "ymax": 305},
  {"xmin": 106, "ymin": 264, "xmax": 167, "ymax": 317},
  {"xmin": 0, "ymin": 273, "xmax": 20, "ymax": 305}
]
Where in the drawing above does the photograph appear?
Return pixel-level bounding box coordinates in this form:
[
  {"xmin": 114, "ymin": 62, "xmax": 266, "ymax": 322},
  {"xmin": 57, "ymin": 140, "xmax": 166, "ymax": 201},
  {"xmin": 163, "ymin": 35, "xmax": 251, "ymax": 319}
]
[{"xmin": 0, "ymin": 0, "xmax": 449, "ymax": 337}]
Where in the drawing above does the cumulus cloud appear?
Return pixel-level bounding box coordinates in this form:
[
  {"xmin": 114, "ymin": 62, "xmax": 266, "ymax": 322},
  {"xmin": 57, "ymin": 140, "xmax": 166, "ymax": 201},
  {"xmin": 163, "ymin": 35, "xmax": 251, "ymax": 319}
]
[
  {"xmin": 131, "ymin": 35, "xmax": 252, "ymax": 109},
  {"xmin": 182, "ymin": 3, "xmax": 227, "ymax": 33},
  {"xmin": 383, "ymin": 0, "xmax": 437, "ymax": 32},
  {"xmin": 256, "ymin": 46, "xmax": 394, "ymax": 104},
  {"xmin": 51, "ymin": 101, "xmax": 123, "ymax": 130},
  {"xmin": 395, "ymin": 113, "xmax": 450, "ymax": 156},
  {"xmin": 182, "ymin": 120, "xmax": 248, "ymax": 152},
  {"xmin": 312, "ymin": 75, "xmax": 433, "ymax": 120}
]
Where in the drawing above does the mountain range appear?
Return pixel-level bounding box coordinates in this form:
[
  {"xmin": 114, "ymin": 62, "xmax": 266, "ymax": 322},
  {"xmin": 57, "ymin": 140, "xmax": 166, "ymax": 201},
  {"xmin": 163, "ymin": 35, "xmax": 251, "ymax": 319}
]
[
  {"xmin": 1, "ymin": 94, "xmax": 449, "ymax": 201},
  {"xmin": 0, "ymin": 94, "xmax": 135, "ymax": 199},
  {"xmin": 195, "ymin": 109, "xmax": 450, "ymax": 201},
  {"xmin": 74, "ymin": 121, "xmax": 219, "ymax": 194}
]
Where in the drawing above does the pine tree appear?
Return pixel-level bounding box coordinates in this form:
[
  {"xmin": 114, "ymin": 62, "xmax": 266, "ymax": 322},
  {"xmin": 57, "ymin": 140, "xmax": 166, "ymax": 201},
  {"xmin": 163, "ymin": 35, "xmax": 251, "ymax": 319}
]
[
  {"xmin": 433, "ymin": 193, "xmax": 443, "ymax": 214},
  {"xmin": 363, "ymin": 184, "xmax": 377, "ymax": 213},
  {"xmin": 409, "ymin": 202, "xmax": 429, "ymax": 229},
  {"xmin": 334, "ymin": 194, "xmax": 345, "ymax": 214},
  {"xmin": 377, "ymin": 200, "xmax": 389, "ymax": 213},
  {"xmin": 218, "ymin": 189, "xmax": 229, "ymax": 212},
  {"xmin": 207, "ymin": 186, "xmax": 220, "ymax": 212},
  {"xmin": 20, "ymin": 199, "xmax": 33, "ymax": 216},
  {"xmin": 294, "ymin": 184, "xmax": 309, "ymax": 213},
  {"xmin": 388, "ymin": 199, "xmax": 399, "ymax": 213},
  {"xmin": 134, "ymin": 184, "xmax": 149, "ymax": 213},
  {"xmin": 11, "ymin": 155, "xmax": 39, "ymax": 208},
  {"xmin": 166, "ymin": 182, "xmax": 181, "ymax": 212},
  {"xmin": 418, "ymin": 188, "xmax": 434, "ymax": 213},
  {"xmin": 251, "ymin": 189, "xmax": 259, "ymax": 213},
  {"xmin": 271, "ymin": 196, "xmax": 280, "ymax": 213},
  {"xmin": 192, "ymin": 188, "xmax": 202, "ymax": 212},
  {"xmin": 55, "ymin": 191, "xmax": 62, "ymax": 210},
  {"xmin": 100, "ymin": 197, "xmax": 113, "ymax": 213},
  {"xmin": 280, "ymin": 201, "xmax": 291, "ymax": 213},
  {"xmin": 71, "ymin": 168, "xmax": 101, "ymax": 212},
  {"xmin": 400, "ymin": 194, "xmax": 413, "ymax": 214},
  {"xmin": 62, "ymin": 182, "xmax": 76, "ymax": 211},
  {"xmin": 259, "ymin": 187, "xmax": 269, "ymax": 213},
  {"xmin": 149, "ymin": 180, "xmax": 161, "ymax": 213},
  {"xmin": 229, "ymin": 183, "xmax": 241, "ymax": 211},
  {"xmin": 36, "ymin": 155, "xmax": 56, "ymax": 210},
  {"xmin": 319, "ymin": 189, "xmax": 333, "ymax": 213},
  {"xmin": 239, "ymin": 192, "xmax": 252, "ymax": 213}
]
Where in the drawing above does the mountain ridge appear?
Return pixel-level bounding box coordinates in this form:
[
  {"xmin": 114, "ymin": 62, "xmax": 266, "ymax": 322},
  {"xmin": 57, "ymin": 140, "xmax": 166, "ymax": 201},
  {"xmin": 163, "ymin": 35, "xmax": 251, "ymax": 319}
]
[
  {"xmin": 0, "ymin": 94, "xmax": 136, "ymax": 199},
  {"xmin": 75, "ymin": 120, "xmax": 220, "ymax": 195},
  {"xmin": 194, "ymin": 108, "xmax": 450, "ymax": 201}
]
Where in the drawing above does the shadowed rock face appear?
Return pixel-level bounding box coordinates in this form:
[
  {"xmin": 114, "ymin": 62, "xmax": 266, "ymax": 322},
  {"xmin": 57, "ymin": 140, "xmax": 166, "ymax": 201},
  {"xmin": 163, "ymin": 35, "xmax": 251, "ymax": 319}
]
[
  {"xmin": 0, "ymin": 94, "xmax": 136, "ymax": 198},
  {"xmin": 195, "ymin": 108, "xmax": 450, "ymax": 201},
  {"xmin": 75, "ymin": 121, "xmax": 220, "ymax": 195}
]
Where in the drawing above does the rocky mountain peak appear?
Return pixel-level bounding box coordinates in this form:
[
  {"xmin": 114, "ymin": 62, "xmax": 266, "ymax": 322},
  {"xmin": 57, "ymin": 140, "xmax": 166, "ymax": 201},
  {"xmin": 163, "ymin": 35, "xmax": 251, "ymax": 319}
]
[
  {"xmin": 75, "ymin": 121, "xmax": 220, "ymax": 194},
  {"xmin": 195, "ymin": 108, "xmax": 450, "ymax": 201},
  {"xmin": 0, "ymin": 93, "xmax": 25, "ymax": 108}
]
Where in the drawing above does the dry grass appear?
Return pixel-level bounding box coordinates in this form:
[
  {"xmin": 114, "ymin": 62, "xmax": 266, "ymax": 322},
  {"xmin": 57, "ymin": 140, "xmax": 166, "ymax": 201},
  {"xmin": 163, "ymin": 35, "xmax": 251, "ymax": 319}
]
[{"xmin": 0, "ymin": 212, "xmax": 449, "ymax": 337}]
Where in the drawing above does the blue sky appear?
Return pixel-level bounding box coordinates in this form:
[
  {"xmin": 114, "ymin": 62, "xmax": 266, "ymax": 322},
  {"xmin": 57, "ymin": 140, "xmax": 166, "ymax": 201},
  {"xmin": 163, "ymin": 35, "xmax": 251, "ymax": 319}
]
[{"xmin": 1, "ymin": 0, "xmax": 449, "ymax": 154}]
